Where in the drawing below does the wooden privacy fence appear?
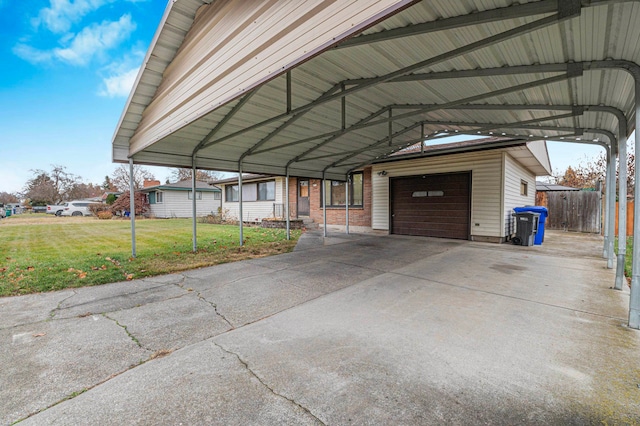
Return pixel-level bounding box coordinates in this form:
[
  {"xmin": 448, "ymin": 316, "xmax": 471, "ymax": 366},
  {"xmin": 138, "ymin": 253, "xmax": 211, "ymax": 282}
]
[
  {"xmin": 544, "ymin": 191, "xmax": 602, "ymax": 233},
  {"xmin": 615, "ymin": 201, "xmax": 634, "ymax": 236}
]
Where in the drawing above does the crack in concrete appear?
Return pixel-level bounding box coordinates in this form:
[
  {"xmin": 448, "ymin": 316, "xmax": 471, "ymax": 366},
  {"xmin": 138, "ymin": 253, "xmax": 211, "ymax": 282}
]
[
  {"xmin": 214, "ymin": 343, "xmax": 325, "ymax": 425},
  {"xmin": 175, "ymin": 275, "xmax": 240, "ymax": 331},
  {"xmin": 51, "ymin": 282, "xmax": 178, "ymax": 315},
  {"xmin": 102, "ymin": 313, "xmax": 151, "ymax": 351},
  {"xmin": 196, "ymin": 294, "xmax": 235, "ymax": 329},
  {"xmin": 48, "ymin": 290, "xmax": 78, "ymax": 320}
]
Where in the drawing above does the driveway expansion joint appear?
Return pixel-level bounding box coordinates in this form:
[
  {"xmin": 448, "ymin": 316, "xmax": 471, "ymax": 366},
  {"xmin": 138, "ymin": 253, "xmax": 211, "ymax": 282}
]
[{"xmin": 214, "ymin": 342, "xmax": 326, "ymax": 425}]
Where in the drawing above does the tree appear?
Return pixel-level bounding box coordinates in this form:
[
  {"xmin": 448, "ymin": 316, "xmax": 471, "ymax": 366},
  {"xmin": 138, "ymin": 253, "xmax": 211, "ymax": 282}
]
[
  {"xmin": 111, "ymin": 165, "xmax": 156, "ymax": 192},
  {"xmin": 106, "ymin": 193, "xmax": 117, "ymax": 205},
  {"xmin": 109, "ymin": 192, "xmax": 149, "ymax": 215},
  {"xmin": 23, "ymin": 165, "xmax": 77, "ymax": 204},
  {"xmin": 0, "ymin": 192, "xmax": 20, "ymax": 204},
  {"xmin": 66, "ymin": 182, "xmax": 102, "ymax": 201},
  {"xmin": 168, "ymin": 168, "xmax": 223, "ymax": 183},
  {"xmin": 554, "ymin": 150, "xmax": 635, "ymax": 197},
  {"xmin": 102, "ymin": 175, "xmax": 117, "ymax": 191}
]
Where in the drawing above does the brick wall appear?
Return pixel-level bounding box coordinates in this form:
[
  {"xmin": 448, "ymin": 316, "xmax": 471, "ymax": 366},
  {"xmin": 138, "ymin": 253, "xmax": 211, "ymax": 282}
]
[
  {"xmin": 294, "ymin": 167, "xmax": 372, "ymax": 227},
  {"xmin": 288, "ymin": 177, "xmax": 298, "ymax": 218}
]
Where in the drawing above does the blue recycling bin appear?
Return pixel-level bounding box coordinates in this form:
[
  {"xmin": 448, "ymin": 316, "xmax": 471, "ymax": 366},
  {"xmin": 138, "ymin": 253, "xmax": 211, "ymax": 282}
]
[{"xmin": 514, "ymin": 206, "xmax": 548, "ymax": 245}]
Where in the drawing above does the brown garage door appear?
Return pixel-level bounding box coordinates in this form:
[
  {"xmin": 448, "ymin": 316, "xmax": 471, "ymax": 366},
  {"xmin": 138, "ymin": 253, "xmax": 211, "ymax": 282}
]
[{"xmin": 391, "ymin": 172, "xmax": 470, "ymax": 239}]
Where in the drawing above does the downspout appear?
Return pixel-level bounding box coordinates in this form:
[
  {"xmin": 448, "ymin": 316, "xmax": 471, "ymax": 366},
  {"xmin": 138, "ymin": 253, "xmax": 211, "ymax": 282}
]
[
  {"xmin": 191, "ymin": 155, "xmax": 197, "ymax": 252},
  {"xmin": 129, "ymin": 158, "xmax": 136, "ymax": 258}
]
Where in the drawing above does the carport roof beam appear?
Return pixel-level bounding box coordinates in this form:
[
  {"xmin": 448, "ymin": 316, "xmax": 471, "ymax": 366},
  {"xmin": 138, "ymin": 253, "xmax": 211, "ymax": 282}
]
[
  {"xmin": 299, "ymin": 112, "xmax": 580, "ymax": 165},
  {"xmin": 195, "ymin": 14, "xmax": 567, "ymax": 155},
  {"xmin": 274, "ymin": 74, "xmax": 572, "ymax": 163},
  {"xmin": 334, "ymin": 0, "xmax": 560, "ymax": 49}
]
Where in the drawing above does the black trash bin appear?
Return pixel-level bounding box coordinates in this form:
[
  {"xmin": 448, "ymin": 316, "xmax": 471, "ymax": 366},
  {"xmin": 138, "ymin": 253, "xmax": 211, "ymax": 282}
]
[{"xmin": 512, "ymin": 211, "xmax": 540, "ymax": 246}]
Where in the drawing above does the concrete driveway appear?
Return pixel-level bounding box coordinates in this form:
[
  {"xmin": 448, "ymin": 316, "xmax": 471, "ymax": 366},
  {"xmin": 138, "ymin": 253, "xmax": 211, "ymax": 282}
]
[{"xmin": 2, "ymin": 230, "xmax": 639, "ymax": 425}]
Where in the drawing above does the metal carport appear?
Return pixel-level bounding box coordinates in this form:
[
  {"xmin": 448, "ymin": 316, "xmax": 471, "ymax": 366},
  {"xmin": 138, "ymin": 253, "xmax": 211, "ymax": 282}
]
[{"xmin": 112, "ymin": 0, "xmax": 640, "ymax": 328}]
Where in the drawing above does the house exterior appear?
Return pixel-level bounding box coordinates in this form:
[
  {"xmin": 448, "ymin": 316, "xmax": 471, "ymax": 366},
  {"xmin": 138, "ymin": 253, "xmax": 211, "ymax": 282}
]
[
  {"xmin": 213, "ymin": 175, "xmax": 286, "ymax": 222},
  {"xmin": 217, "ymin": 138, "xmax": 550, "ymax": 243},
  {"xmin": 139, "ymin": 180, "xmax": 221, "ymax": 218},
  {"xmin": 290, "ymin": 138, "xmax": 551, "ymax": 242}
]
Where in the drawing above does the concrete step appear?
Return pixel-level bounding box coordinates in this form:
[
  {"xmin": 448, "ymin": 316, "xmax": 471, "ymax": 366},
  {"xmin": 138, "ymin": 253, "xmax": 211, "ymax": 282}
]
[{"xmin": 299, "ymin": 216, "xmax": 319, "ymax": 229}]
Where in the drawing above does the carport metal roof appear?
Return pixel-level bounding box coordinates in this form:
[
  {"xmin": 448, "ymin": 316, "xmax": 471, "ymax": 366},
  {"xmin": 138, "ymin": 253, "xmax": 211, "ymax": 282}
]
[
  {"xmin": 112, "ymin": 0, "xmax": 640, "ymax": 327},
  {"xmin": 113, "ymin": 0, "xmax": 638, "ymax": 180}
]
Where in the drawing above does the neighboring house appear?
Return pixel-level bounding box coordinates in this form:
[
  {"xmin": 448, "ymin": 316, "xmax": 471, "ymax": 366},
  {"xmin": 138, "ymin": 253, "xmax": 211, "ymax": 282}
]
[
  {"xmin": 213, "ymin": 175, "xmax": 286, "ymax": 222},
  {"xmin": 217, "ymin": 138, "xmax": 551, "ymax": 243},
  {"xmin": 139, "ymin": 180, "xmax": 221, "ymax": 218}
]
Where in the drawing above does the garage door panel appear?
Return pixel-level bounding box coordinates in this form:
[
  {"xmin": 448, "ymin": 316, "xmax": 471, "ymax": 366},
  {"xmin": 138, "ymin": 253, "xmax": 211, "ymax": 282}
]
[
  {"xmin": 394, "ymin": 209, "xmax": 469, "ymax": 218},
  {"xmin": 391, "ymin": 172, "xmax": 470, "ymax": 240}
]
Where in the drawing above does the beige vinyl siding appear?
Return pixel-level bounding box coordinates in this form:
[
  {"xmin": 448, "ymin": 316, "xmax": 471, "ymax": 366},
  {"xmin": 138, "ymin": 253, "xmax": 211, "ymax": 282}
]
[
  {"xmin": 149, "ymin": 190, "xmax": 220, "ymax": 218},
  {"xmin": 371, "ymin": 151, "xmax": 503, "ymax": 238},
  {"xmin": 129, "ymin": 0, "xmax": 411, "ymax": 155},
  {"xmin": 502, "ymin": 153, "xmax": 537, "ymax": 237},
  {"xmin": 221, "ymin": 177, "xmax": 286, "ymax": 221}
]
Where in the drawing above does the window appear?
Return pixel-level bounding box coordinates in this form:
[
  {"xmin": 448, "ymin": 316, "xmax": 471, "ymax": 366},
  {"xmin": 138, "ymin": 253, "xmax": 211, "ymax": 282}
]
[
  {"xmin": 156, "ymin": 191, "xmax": 163, "ymax": 203},
  {"xmin": 299, "ymin": 180, "xmax": 309, "ymax": 197},
  {"xmin": 225, "ymin": 180, "xmax": 276, "ymax": 202},
  {"xmin": 258, "ymin": 181, "xmax": 275, "ymax": 201},
  {"xmin": 188, "ymin": 191, "xmax": 202, "ymax": 200},
  {"xmin": 213, "ymin": 192, "xmax": 221, "ymax": 200},
  {"xmin": 321, "ymin": 172, "xmax": 364, "ymax": 207},
  {"xmin": 226, "ymin": 185, "xmax": 238, "ymax": 202},
  {"xmin": 520, "ymin": 180, "xmax": 528, "ymax": 196}
]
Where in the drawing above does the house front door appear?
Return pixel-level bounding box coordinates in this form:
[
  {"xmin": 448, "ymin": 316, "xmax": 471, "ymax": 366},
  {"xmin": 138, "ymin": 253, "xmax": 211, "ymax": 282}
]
[{"xmin": 298, "ymin": 179, "xmax": 310, "ymax": 216}]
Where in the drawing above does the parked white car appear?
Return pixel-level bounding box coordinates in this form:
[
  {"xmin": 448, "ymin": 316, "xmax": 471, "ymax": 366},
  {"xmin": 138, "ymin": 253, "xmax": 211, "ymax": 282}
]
[
  {"xmin": 46, "ymin": 204, "xmax": 66, "ymax": 216},
  {"xmin": 60, "ymin": 201, "xmax": 93, "ymax": 217}
]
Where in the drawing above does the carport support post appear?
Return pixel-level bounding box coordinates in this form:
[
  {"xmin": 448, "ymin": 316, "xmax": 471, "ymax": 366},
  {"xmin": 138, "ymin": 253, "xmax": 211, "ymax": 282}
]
[
  {"xmin": 606, "ymin": 141, "xmax": 617, "ymax": 269},
  {"xmin": 128, "ymin": 158, "xmax": 136, "ymax": 258},
  {"xmin": 345, "ymin": 173, "xmax": 350, "ymax": 235},
  {"xmin": 615, "ymin": 122, "xmax": 628, "ymax": 290},
  {"xmin": 323, "ymin": 174, "xmax": 327, "ymax": 238},
  {"xmin": 629, "ymin": 79, "xmax": 640, "ymax": 329},
  {"xmin": 238, "ymin": 163, "xmax": 244, "ymax": 247},
  {"xmin": 285, "ymin": 168, "xmax": 290, "ymax": 240},
  {"xmin": 191, "ymin": 156, "xmax": 197, "ymax": 252},
  {"xmin": 603, "ymin": 148, "xmax": 611, "ymax": 260}
]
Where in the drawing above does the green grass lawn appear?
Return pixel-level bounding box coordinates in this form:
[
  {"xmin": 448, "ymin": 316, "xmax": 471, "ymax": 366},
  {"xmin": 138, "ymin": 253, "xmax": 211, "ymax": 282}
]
[
  {"xmin": 623, "ymin": 236, "xmax": 633, "ymax": 279},
  {"xmin": 0, "ymin": 215, "xmax": 301, "ymax": 296}
]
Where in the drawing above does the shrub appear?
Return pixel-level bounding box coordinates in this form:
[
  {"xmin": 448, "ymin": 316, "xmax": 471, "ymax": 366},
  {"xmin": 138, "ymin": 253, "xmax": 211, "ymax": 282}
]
[
  {"xmin": 109, "ymin": 192, "xmax": 149, "ymax": 216},
  {"xmin": 89, "ymin": 203, "xmax": 110, "ymax": 215},
  {"xmin": 97, "ymin": 211, "xmax": 113, "ymax": 220},
  {"xmin": 106, "ymin": 194, "xmax": 117, "ymax": 205}
]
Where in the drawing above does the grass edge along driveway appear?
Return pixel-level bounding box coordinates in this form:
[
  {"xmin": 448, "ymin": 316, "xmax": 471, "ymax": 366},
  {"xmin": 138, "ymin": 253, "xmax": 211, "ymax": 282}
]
[{"xmin": 0, "ymin": 216, "xmax": 301, "ymax": 297}]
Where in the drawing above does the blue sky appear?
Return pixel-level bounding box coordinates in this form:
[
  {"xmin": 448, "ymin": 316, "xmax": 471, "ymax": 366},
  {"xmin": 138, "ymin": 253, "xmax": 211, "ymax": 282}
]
[
  {"xmin": 0, "ymin": 0, "xmax": 609, "ymax": 194},
  {"xmin": 0, "ymin": 0, "xmax": 167, "ymax": 193}
]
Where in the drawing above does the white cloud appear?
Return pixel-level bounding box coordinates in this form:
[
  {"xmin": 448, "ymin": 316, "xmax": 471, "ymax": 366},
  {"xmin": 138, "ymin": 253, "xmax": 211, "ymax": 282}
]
[
  {"xmin": 98, "ymin": 45, "xmax": 144, "ymax": 97},
  {"xmin": 34, "ymin": 0, "xmax": 114, "ymax": 34},
  {"xmin": 53, "ymin": 14, "xmax": 136, "ymax": 65},
  {"xmin": 13, "ymin": 43, "xmax": 54, "ymax": 64},
  {"xmin": 99, "ymin": 66, "xmax": 139, "ymax": 97}
]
